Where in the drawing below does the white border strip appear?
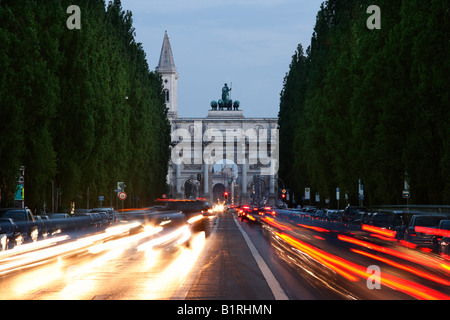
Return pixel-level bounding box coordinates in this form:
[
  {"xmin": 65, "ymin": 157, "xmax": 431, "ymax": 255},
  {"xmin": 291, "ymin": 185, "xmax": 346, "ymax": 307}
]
[{"xmin": 233, "ymin": 216, "xmax": 289, "ymax": 300}]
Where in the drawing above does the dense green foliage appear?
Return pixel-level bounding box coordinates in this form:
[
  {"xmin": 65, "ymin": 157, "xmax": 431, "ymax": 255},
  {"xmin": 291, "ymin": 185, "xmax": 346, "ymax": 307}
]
[
  {"xmin": 0, "ymin": 0, "xmax": 170, "ymax": 210},
  {"xmin": 279, "ymin": 0, "xmax": 449, "ymax": 206}
]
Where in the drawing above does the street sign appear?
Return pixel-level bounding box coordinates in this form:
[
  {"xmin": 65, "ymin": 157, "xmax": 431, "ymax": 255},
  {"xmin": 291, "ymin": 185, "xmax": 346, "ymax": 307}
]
[
  {"xmin": 402, "ymin": 190, "xmax": 410, "ymax": 199},
  {"xmin": 118, "ymin": 192, "xmax": 127, "ymax": 200},
  {"xmin": 336, "ymin": 187, "xmax": 340, "ymax": 201},
  {"xmin": 15, "ymin": 185, "xmax": 24, "ymax": 201},
  {"xmin": 98, "ymin": 196, "xmax": 104, "ymax": 202},
  {"xmin": 305, "ymin": 188, "xmax": 310, "ymax": 200}
]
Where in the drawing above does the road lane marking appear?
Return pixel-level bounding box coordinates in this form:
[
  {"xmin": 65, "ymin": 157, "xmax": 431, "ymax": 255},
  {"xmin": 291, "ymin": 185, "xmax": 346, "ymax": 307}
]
[{"xmin": 233, "ymin": 216, "xmax": 289, "ymax": 300}]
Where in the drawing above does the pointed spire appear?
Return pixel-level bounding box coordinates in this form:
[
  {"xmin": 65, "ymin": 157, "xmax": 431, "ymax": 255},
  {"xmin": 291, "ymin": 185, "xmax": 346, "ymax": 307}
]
[{"xmin": 156, "ymin": 31, "xmax": 177, "ymax": 74}]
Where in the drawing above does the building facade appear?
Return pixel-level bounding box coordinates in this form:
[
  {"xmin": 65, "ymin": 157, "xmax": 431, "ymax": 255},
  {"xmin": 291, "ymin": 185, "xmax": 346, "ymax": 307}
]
[{"xmin": 156, "ymin": 32, "xmax": 280, "ymax": 205}]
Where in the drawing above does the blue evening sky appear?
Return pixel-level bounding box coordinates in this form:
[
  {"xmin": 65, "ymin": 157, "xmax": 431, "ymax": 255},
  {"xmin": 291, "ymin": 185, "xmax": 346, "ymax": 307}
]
[{"xmin": 119, "ymin": 0, "xmax": 324, "ymax": 118}]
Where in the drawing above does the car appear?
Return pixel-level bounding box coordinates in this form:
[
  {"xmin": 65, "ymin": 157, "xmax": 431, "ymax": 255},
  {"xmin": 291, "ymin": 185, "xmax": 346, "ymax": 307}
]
[
  {"xmin": 237, "ymin": 205, "xmax": 257, "ymax": 221},
  {"xmin": 313, "ymin": 209, "xmax": 325, "ymax": 220},
  {"xmin": 325, "ymin": 210, "xmax": 338, "ymax": 221},
  {"xmin": 49, "ymin": 213, "xmax": 76, "ymax": 232},
  {"xmin": 39, "ymin": 215, "xmax": 58, "ymax": 235},
  {"xmin": 333, "ymin": 210, "xmax": 344, "ymax": 221},
  {"xmin": 390, "ymin": 211, "xmax": 414, "ymax": 239},
  {"xmin": 432, "ymin": 220, "xmax": 450, "ymax": 252},
  {"xmin": 440, "ymin": 234, "xmax": 450, "ymax": 257},
  {"xmin": 403, "ymin": 214, "xmax": 447, "ymax": 246},
  {"xmin": 72, "ymin": 212, "xmax": 98, "ymax": 229},
  {"xmin": 34, "ymin": 215, "xmax": 49, "ymax": 240},
  {"xmin": 290, "ymin": 208, "xmax": 302, "ymax": 217},
  {"xmin": 341, "ymin": 206, "xmax": 367, "ymax": 222},
  {"xmin": 0, "ymin": 218, "xmax": 23, "ymax": 249},
  {"xmin": 0, "ymin": 208, "xmax": 38, "ymax": 242},
  {"xmin": 366, "ymin": 211, "xmax": 393, "ymax": 228},
  {"xmin": 157, "ymin": 199, "xmax": 210, "ymax": 232},
  {"xmin": 300, "ymin": 206, "xmax": 316, "ymax": 219},
  {"xmin": 90, "ymin": 213, "xmax": 104, "ymax": 228},
  {"xmin": 97, "ymin": 211, "xmax": 109, "ymax": 226},
  {"xmin": 0, "ymin": 233, "xmax": 6, "ymax": 251},
  {"xmin": 90, "ymin": 207, "xmax": 118, "ymax": 224},
  {"xmin": 352, "ymin": 212, "xmax": 368, "ymax": 226}
]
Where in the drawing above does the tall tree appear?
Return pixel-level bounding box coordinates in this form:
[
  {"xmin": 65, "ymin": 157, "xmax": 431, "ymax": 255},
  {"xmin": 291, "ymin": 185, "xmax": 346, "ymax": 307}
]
[
  {"xmin": 279, "ymin": 0, "xmax": 450, "ymax": 206},
  {"xmin": 1, "ymin": 0, "xmax": 170, "ymax": 210}
]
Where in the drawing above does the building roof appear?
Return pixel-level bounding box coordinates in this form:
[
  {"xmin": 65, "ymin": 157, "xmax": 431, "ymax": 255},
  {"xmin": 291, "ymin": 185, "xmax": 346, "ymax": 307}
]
[{"xmin": 156, "ymin": 31, "xmax": 177, "ymax": 74}]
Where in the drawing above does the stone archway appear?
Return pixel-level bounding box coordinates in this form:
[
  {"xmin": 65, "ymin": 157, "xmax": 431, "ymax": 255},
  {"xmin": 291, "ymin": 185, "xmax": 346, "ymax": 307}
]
[
  {"xmin": 184, "ymin": 178, "xmax": 200, "ymax": 199},
  {"xmin": 248, "ymin": 176, "xmax": 268, "ymax": 206},
  {"xmin": 212, "ymin": 183, "xmax": 226, "ymax": 203}
]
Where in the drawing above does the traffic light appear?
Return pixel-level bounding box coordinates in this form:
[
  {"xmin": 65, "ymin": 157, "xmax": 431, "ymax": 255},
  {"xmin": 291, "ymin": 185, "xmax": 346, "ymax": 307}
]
[
  {"xmin": 224, "ymin": 191, "xmax": 229, "ymax": 199},
  {"xmin": 281, "ymin": 189, "xmax": 286, "ymax": 201}
]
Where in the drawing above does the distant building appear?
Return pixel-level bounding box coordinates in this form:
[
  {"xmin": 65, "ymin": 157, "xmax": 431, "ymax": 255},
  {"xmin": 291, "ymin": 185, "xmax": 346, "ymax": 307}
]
[{"xmin": 156, "ymin": 32, "xmax": 279, "ymax": 205}]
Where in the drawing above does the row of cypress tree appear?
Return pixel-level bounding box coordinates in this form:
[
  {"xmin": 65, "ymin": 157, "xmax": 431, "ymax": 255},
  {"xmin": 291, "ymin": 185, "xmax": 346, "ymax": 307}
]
[
  {"xmin": 279, "ymin": 0, "xmax": 449, "ymax": 206},
  {"xmin": 0, "ymin": 0, "xmax": 171, "ymax": 211}
]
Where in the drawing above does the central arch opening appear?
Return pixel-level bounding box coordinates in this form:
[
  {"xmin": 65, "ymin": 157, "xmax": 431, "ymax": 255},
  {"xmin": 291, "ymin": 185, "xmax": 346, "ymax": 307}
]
[
  {"xmin": 212, "ymin": 183, "xmax": 226, "ymax": 203},
  {"xmin": 212, "ymin": 159, "xmax": 238, "ymax": 204}
]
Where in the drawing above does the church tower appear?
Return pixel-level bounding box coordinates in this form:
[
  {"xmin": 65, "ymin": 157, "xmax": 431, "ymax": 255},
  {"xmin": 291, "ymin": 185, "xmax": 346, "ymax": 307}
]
[{"xmin": 156, "ymin": 31, "xmax": 178, "ymax": 118}]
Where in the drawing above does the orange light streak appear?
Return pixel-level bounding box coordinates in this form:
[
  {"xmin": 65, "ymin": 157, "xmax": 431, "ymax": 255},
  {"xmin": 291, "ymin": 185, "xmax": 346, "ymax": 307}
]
[
  {"xmin": 415, "ymin": 226, "xmax": 450, "ymax": 237},
  {"xmin": 276, "ymin": 232, "xmax": 359, "ymax": 282},
  {"xmin": 351, "ymin": 249, "xmax": 450, "ymax": 286},
  {"xmin": 399, "ymin": 240, "xmax": 418, "ymax": 249},
  {"xmin": 297, "ymin": 224, "xmax": 330, "ymax": 233},
  {"xmin": 338, "ymin": 235, "xmax": 450, "ymax": 275},
  {"xmin": 369, "ymin": 234, "xmax": 398, "ymax": 242},
  {"xmin": 262, "ymin": 217, "xmax": 293, "ymax": 231},
  {"xmin": 278, "ymin": 232, "xmax": 450, "ymax": 299},
  {"xmin": 362, "ymin": 224, "xmax": 396, "ymax": 238}
]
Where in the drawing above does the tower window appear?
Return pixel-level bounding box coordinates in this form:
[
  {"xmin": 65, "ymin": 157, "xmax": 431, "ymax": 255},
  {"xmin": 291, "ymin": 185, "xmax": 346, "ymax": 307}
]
[{"xmin": 165, "ymin": 90, "xmax": 170, "ymax": 103}]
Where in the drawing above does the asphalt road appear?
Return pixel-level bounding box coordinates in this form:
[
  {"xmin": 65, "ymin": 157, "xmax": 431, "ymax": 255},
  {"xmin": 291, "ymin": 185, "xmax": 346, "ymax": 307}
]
[{"xmin": 0, "ymin": 210, "xmax": 449, "ymax": 300}]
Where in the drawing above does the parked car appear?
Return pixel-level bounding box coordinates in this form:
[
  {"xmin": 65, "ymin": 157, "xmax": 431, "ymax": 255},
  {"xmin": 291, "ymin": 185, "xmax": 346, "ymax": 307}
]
[
  {"xmin": 34, "ymin": 216, "xmax": 49, "ymax": 240},
  {"xmin": 96, "ymin": 211, "xmax": 109, "ymax": 226},
  {"xmin": 325, "ymin": 210, "xmax": 340, "ymax": 221},
  {"xmin": 0, "ymin": 208, "xmax": 38, "ymax": 242},
  {"xmin": 72, "ymin": 212, "xmax": 98, "ymax": 229},
  {"xmin": 301, "ymin": 207, "xmax": 316, "ymax": 219},
  {"xmin": 352, "ymin": 212, "xmax": 368, "ymax": 226},
  {"xmin": 90, "ymin": 207, "xmax": 118, "ymax": 224},
  {"xmin": 361, "ymin": 210, "xmax": 412, "ymax": 237},
  {"xmin": 49, "ymin": 213, "xmax": 76, "ymax": 232},
  {"xmin": 0, "ymin": 218, "xmax": 23, "ymax": 250},
  {"xmin": 342, "ymin": 206, "xmax": 367, "ymax": 222},
  {"xmin": 39, "ymin": 215, "xmax": 57, "ymax": 235},
  {"xmin": 290, "ymin": 208, "xmax": 302, "ymax": 218},
  {"xmin": 367, "ymin": 211, "xmax": 393, "ymax": 228},
  {"xmin": 404, "ymin": 214, "xmax": 447, "ymax": 246},
  {"xmin": 313, "ymin": 209, "xmax": 325, "ymax": 220},
  {"xmin": 90, "ymin": 213, "xmax": 104, "ymax": 228},
  {"xmin": 432, "ymin": 220, "xmax": 450, "ymax": 252}
]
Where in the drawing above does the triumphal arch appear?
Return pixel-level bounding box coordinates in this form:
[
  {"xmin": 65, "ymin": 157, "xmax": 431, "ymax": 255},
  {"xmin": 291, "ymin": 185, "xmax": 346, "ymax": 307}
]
[{"xmin": 157, "ymin": 32, "xmax": 280, "ymax": 205}]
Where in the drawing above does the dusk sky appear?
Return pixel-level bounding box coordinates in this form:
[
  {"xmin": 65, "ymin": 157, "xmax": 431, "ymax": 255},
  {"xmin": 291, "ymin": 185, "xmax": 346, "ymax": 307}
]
[{"xmin": 119, "ymin": 0, "xmax": 324, "ymax": 118}]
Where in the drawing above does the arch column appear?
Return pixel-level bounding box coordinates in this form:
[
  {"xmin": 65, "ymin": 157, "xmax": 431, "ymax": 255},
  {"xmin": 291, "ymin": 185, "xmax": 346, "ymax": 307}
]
[
  {"xmin": 203, "ymin": 163, "xmax": 209, "ymax": 196},
  {"xmin": 240, "ymin": 163, "xmax": 247, "ymax": 196},
  {"xmin": 176, "ymin": 164, "xmax": 181, "ymax": 194}
]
